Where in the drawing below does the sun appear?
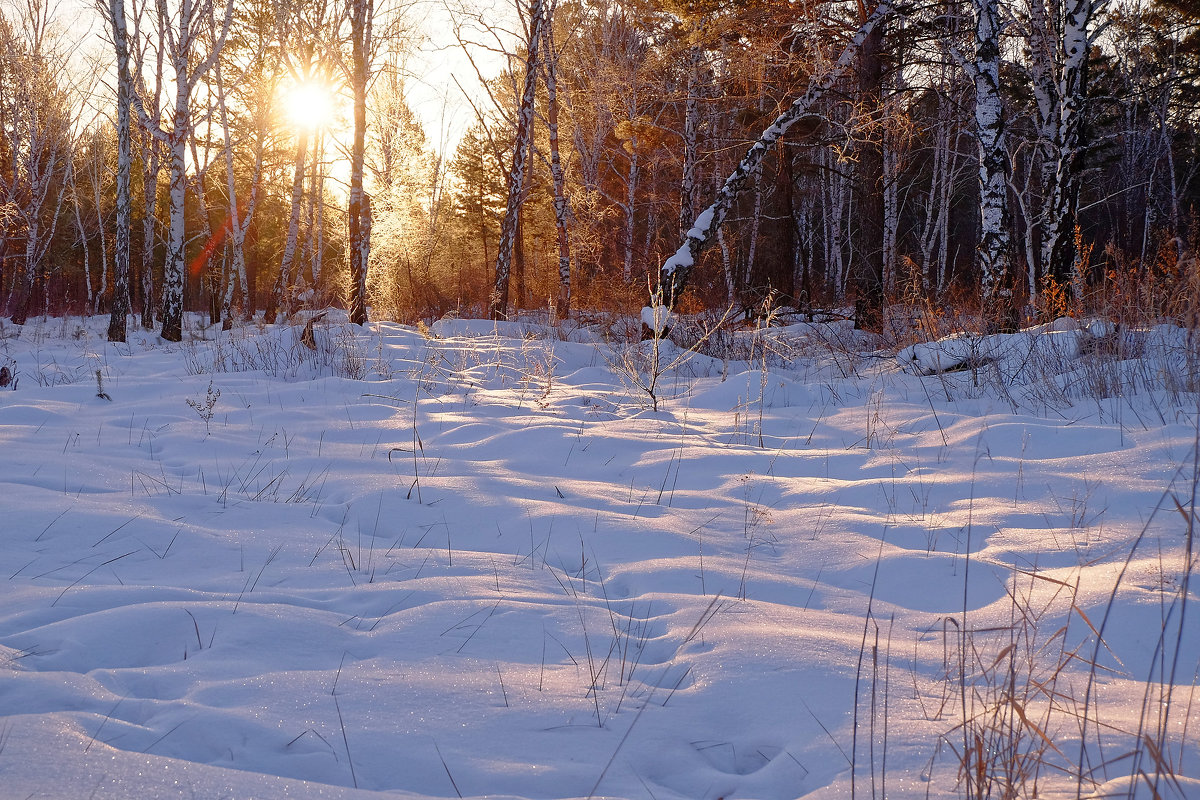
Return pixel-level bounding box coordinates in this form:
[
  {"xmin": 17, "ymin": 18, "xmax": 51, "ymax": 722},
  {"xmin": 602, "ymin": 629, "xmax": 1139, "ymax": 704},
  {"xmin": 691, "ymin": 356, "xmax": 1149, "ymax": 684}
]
[{"xmin": 281, "ymin": 81, "xmax": 335, "ymax": 132}]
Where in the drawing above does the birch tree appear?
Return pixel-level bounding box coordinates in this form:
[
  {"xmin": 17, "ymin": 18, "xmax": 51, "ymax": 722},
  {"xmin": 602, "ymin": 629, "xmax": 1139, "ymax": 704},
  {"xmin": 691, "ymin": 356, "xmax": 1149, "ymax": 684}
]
[
  {"xmin": 1020, "ymin": 0, "xmax": 1107, "ymax": 296},
  {"xmin": 960, "ymin": 0, "xmax": 1014, "ymax": 325},
  {"xmin": 345, "ymin": 0, "xmax": 376, "ymax": 325},
  {"xmin": 0, "ymin": 2, "xmax": 74, "ymax": 326},
  {"xmin": 540, "ymin": 0, "xmax": 573, "ymax": 319},
  {"xmin": 269, "ymin": 0, "xmax": 336, "ymax": 322},
  {"xmin": 212, "ymin": 0, "xmax": 275, "ymax": 328},
  {"xmin": 143, "ymin": 0, "xmax": 235, "ymax": 341},
  {"xmin": 132, "ymin": 0, "xmax": 164, "ymax": 329},
  {"xmin": 490, "ymin": 0, "xmax": 544, "ymax": 320},
  {"xmin": 657, "ymin": 2, "xmax": 893, "ymax": 309},
  {"xmin": 96, "ymin": 0, "xmax": 134, "ymax": 340}
]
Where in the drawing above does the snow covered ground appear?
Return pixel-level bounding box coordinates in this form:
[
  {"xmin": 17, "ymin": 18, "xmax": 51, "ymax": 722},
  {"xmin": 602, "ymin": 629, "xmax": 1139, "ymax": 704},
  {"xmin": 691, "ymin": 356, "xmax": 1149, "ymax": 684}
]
[{"xmin": 0, "ymin": 311, "xmax": 1197, "ymax": 800}]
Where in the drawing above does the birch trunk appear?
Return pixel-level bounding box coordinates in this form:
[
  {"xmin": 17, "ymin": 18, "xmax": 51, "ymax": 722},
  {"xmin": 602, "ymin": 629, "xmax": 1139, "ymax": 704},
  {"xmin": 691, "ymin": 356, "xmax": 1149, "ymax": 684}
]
[
  {"xmin": 154, "ymin": 0, "xmax": 234, "ymax": 342},
  {"xmin": 680, "ymin": 43, "xmax": 701, "ymax": 238},
  {"xmin": 622, "ymin": 140, "xmax": 639, "ymax": 284},
  {"xmin": 68, "ymin": 164, "xmax": 93, "ymax": 311},
  {"xmin": 89, "ymin": 132, "xmax": 111, "ymax": 314},
  {"xmin": 270, "ymin": 131, "xmax": 309, "ymax": 322},
  {"xmin": 968, "ymin": 0, "xmax": 1013, "ymax": 321},
  {"xmin": 312, "ymin": 134, "xmax": 325, "ymax": 286},
  {"xmin": 1024, "ymin": 0, "xmax": 1058, "ymax": 294},
  {"xmin": 136, "ymin": 19, "xmax": 164, "ymax": 330},
  {"xmin": 104, "ymin": 0, "xmax": 132, "ymax": 341},
  {"xmin": 491, "ymin": 0, "xmax": 544, "ymax": 320},
  {"xmin": 139, "ymin": 138, "xmax": 160, "ymax": 329},
  {"xmin": 1043, "ymin": 0, "xmax": 1101, "ymax": 291},
  {"xmin": 657, "ymin": 3, "xmax": 891, "ymax": 308},
  {"xmin": 347, "ymin": 0, "xmax": 373, "ymax": 325},
  {"xmin": 744, "ymin": 163, "xmax": 763, "ymax": 289},
  {"xmin": 160, "ymin": 59, "xmax": 189, "ymax": 342},
  {"xmin": 541, "ymin": 0, "xmax": 572, "ymax": 319},
  {"xmin": 214, "ymin": 47, "xmax": 259, "ymax": 329}
]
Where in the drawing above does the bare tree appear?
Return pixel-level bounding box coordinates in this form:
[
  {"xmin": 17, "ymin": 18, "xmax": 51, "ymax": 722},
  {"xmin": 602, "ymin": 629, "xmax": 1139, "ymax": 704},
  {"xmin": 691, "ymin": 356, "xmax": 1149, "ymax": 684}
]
[
  {"xmin": 540, "ymin": 0, "xmax": 573, "ymax": 319},
  {"xmin": 96, "ymin": 0, "xmax": 135, "ymax": 340},
  {"xmin": 657, "ymin": 2, "xmax": 893, "ymax": 310},
  {"xmin": 345, "ymin": 0, "xmax": 376, "ymax": 325},
  {"xmin": 0, "ymin": 1, "xmax": 75, "ymax": 325},
  {"xmin": 490, "ymin": 0, "xmax": 544, "ymax": 320},
  {"xmin": 960, "ymin": 0, "xmax": 1014, "ymax": 326},
  {"xmin": 1043, "ymin": 0, "xmax": 1106, "ymax": 295},
  {"xmin": 140, "ymin": 0, "xmax": 234, "ymax": 341}
]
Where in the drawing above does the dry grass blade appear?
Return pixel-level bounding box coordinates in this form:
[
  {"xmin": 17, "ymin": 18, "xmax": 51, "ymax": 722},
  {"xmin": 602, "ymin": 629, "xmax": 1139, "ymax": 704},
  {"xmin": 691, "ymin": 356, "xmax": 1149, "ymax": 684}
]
[{"xmin": 1009, "ymin": 698, "xmax": 1068, "ymax": 759}]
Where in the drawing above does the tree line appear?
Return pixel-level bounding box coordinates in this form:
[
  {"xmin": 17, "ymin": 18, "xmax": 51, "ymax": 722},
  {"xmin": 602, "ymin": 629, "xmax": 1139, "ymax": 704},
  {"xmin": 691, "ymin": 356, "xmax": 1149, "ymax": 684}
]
[{"xmin": 0, "ymin": 0, "xmax": 1197, "ymax": 341}]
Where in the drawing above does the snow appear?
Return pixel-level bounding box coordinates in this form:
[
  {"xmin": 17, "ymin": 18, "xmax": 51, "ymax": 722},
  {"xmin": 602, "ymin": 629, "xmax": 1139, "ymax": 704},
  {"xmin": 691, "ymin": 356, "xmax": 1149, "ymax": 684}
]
[
  {"xmin": 0, "ymin": 312, "xmax": 1197, "ymax": 799},
  {"xmin": 640, "ymin": 306, "xmax": 676, "ymax": 335}
]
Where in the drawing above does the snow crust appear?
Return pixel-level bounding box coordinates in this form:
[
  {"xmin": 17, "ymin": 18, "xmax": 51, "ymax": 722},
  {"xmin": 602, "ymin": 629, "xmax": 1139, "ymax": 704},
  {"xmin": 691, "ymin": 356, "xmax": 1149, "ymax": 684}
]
[{"xmin": 0, "ymin": 313, "xmax": 1197, "ymax": 799}]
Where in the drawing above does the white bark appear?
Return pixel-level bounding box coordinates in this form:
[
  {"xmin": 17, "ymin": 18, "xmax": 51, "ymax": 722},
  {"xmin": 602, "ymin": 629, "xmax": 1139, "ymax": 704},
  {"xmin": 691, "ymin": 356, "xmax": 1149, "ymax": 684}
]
[
  {"xmin": 273, "ymin": 132, "xmax": 309, "ymax": 321},
  {"xmin": 491, "ymin": 0, "xmax": 544, "ymax": 320},
  {"xmin": 101, "ymin": 0, "xmax": 133, "ymax": 340},
  {"xmin": 151, "ymin": 0, "xmax": 235, "ymax": 341},
  {"xmin": 657, "ymin": 2, "xmax": 892, "ymax": 306},
  {"xmin": 1042, "ymin": 0, "xmax": 1106, "ymax": 291},
  {"xmin": 214, "ymin": 53, "xmax": 259, "ymax": 328},
  {"xmin": 540, "ymin": 0, "xmax": 572, "ymax": 319},
  {"xmin": 963, "ymin": 0, "xmax": 1012, "ymax": 307},
  {"xmin": 347, "ymin": 0, "xmax": 374, "ymax": 325}
]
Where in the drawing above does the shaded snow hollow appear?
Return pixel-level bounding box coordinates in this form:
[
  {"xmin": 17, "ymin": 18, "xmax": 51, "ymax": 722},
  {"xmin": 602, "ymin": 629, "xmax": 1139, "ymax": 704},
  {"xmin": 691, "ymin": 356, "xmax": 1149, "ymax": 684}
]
[{"xmin": 0, "ymin": 312, "xmax": 1197, "ymax": 799}]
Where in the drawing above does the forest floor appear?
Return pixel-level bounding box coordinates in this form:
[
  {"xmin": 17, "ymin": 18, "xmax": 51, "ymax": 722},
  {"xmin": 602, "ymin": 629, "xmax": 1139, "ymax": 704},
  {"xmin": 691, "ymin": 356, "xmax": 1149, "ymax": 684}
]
[{"xmin": 0, "ymin": 310, "xmax": 1197, "ymax": 799}]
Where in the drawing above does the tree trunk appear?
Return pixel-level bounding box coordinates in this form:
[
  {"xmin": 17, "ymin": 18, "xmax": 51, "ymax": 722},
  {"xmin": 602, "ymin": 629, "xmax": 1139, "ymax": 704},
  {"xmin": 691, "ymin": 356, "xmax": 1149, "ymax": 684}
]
[
  {"xmin": 491, "ymin": 0, "xmax": 544, "ymax": 320},
  {"xmin": 852, "ymin": 19, "xmax": 886, "ymax": 333},
  {"xmin": 214, "ymin": 47, "xmax": 259, "ymax": 329},
  {"xmin": 969, "ymin": 0, "xmax": 1014, "ymax": 328},
  {"xmin": 542, "ymin": 0, "xmax": 572, "ymax": 320},
  {"xmin": 270, "ymin": 130, "xmax": 309, "ymax": 322},
  {"xmin": 656, "ymin": 3, "xmax": 891, "ymax": 308},
  {"xmin": 680, "ymin": 43, "xmax": 701, "ymax": 239},
  {"xmin": 347, "ymin": 0, "xmax": 372, "ymax": 326},
  {"xmin": 1043, "ymin": 0, "xmax": 1099, "ymax": 294},
  {"xmin": 105, "ymin": 0, "xmax": 132, "ymax": 341},
  {"xmin": 160, "ymin": 69, "xmax": 189, "ymax": 343}
]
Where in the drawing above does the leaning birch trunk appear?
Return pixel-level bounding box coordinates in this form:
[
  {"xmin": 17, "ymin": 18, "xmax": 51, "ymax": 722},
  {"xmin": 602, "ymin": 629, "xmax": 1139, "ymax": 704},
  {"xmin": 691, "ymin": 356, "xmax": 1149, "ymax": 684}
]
[
  {"xmin": 967, "ymin": 0, "xmax": 1013, "ymax": 325},
  {"xmin": 541, "ymin": 0, "xmax": 573, "ymax": 320},
  {"xmin": 347, "ymin": 0, "xmax": 373, "ymax": 326},
  {"xmin": 491, "ymin": 0, "xmax": 544, "ymax": 320},
  {"xmin": 104, "ymin": 0, "xmax": 132, "ymax": 341},
  {"xmin": 656, "ymin": 2, "xmax": 892, "ymax": 308}
]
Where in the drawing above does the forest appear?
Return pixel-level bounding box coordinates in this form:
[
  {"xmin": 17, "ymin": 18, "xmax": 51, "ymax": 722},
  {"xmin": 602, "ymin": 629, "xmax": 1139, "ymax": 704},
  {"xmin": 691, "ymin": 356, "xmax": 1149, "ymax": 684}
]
[{"xmin": 0, "ymin": 0, "xmax": 1197, "ymax": 340}]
